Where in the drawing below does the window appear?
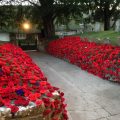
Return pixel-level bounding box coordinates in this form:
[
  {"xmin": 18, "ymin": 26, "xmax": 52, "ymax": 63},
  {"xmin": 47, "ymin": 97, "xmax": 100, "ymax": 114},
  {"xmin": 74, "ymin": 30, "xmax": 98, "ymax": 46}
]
[{"xmin": 16, "ymin": 34, "xmax": 26, "ymax": 40}]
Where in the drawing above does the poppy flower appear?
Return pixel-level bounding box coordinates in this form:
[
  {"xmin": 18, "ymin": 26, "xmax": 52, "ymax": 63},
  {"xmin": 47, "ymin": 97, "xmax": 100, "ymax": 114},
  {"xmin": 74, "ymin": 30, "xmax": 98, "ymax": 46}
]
[
  {"xmin": 35, "ymin": 100, "xmax": 43, "ymax": 106},
  {"xmin": 0, "ymin": 43, "xmax": 68, "ymax": 119},
  {"xmin": 47, "ymin": 36, "xmax": 120, "ymax": 82},
  {"xmin": 9, "ymin": 105, "xmax": 19, "ymax": 113},
  {"xmin": 16, "ymin": 89, "xmax": 24, "ymax": 96}
]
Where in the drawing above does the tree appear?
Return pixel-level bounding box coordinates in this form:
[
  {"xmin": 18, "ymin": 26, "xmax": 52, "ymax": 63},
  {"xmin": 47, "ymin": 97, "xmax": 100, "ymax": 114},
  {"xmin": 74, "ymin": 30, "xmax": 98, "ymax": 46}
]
[
  {"xmin": 96, "ymin": 0, "xmax": 120, "ymax": 30},
  {"xmin": 1, "ymin": 0, "xmax": 82, "ymax": 38},
  {"xmin": 84, "ymin": 0, "xmax": 120, "ymax": 30},
  {"xmin": 27, "ymin": 0, "xmax": 83, "ymax": 38},
  {"xmin": 0, "ymin": 5, "xmax": 15, "ymax": 30},
  {"xmin": 0, "ymin": 4, "xmax": 32, "ymax": 31}
]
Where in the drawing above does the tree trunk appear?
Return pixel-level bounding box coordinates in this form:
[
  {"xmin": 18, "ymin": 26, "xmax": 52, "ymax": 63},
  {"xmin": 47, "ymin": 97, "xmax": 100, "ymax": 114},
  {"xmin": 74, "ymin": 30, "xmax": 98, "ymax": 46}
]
[
  {"xmin": 104, "ymin": 15, "xmax": 110, "ymax": 30},
  {"xmin": 42, "ymin": 17, "xmax": 55, "ymax": 38},
  {"xmin": 104, "ymin": 2, "xmax": 110, "ymax": 30}
]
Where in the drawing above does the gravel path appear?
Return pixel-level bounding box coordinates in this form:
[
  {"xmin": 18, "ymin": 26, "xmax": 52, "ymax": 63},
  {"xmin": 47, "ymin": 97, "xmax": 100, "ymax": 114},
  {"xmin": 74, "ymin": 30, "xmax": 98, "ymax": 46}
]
[{"xmin": 29, "ymin": 51, "xmax": 120, "ymax": 120}]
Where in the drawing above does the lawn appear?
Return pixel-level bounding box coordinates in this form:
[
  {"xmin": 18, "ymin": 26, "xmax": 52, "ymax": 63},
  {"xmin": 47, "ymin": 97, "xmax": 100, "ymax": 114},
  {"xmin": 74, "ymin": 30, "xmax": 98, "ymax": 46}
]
[{"xmin": 77, "ymin": 31, "xmax": 120, "ymax": 45}]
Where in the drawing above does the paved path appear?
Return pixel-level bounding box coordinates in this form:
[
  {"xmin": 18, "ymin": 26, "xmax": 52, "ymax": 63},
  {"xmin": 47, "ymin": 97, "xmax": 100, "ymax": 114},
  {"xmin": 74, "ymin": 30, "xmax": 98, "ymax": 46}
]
[{"xmin": 29, "ymin": 52, "xmax": 120, "ymax": 120}]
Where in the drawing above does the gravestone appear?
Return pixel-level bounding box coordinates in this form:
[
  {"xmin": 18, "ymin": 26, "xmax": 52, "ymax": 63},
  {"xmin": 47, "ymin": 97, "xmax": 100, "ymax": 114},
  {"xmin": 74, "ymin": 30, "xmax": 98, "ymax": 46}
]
[
  {"xmin": 115, "ymin": 19, "xmax": 120, "ymax": 32},
  {"xmin": 68, "ymin": 20, "xmax": 80, "ymax": 30},
  {"xmin": 79, "ymin": 24, "xmax": 84, "ymax": 33},
  {"xmin": 94, "ymin": 22, "xmax": 101, "ymax": 32},
  {"xmin": 86, "ymin": 23, "xmax": 94, "ymax": 32}
]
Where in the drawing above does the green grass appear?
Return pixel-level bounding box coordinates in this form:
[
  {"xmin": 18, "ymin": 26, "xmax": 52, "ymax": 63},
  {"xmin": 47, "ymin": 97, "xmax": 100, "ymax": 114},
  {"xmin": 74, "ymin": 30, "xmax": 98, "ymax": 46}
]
[{"xmin": 76, "ymin": 31, "xmax": 120, "ymax": 45}]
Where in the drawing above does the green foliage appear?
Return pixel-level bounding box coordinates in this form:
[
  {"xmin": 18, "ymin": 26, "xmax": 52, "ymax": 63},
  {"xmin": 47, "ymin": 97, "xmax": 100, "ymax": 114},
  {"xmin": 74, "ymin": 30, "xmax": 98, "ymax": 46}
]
[
  {"xmin": 0, "ymin": 5, "xmax": 33, "ymax": 31},
  {"xmin": 0, "ymin": 0, "xmax": 120, "ymax": 37},
  {"xmin": 0, "ymin": 5, "xmax": 15, "ymax": 29}
]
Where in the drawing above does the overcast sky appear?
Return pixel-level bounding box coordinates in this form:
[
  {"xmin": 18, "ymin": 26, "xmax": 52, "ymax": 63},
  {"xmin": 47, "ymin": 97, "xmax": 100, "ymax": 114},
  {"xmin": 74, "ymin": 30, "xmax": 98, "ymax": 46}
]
[{"xmin": 0, "ymin": 0, "xmax": 32, "ymax": 5}]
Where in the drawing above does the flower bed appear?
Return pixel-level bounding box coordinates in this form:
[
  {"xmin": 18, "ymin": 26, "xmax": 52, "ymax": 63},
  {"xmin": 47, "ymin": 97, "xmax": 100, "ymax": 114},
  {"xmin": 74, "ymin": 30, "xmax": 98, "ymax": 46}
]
[
  {"xmin": 0, "ymin": 43, "xmax": 68, "ymax": 120},
  {"xmin": 46, "ymin": 36, "xmax": 120, "ymax": 82}
]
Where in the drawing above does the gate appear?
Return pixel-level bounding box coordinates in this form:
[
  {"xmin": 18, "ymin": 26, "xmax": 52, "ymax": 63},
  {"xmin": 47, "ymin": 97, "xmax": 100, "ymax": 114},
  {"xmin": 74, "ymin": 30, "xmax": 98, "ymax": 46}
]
[
  {"xmin": 17, "ymin": 33, "xmax": 38, "ymax": 50},
  {"xmin": 19, "ymin": 39, "xmax": 37, "ymax": 50}
]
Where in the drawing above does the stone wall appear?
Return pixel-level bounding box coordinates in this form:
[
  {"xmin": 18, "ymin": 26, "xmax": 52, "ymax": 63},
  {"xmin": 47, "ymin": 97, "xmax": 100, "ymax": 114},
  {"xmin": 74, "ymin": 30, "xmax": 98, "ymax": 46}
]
[{"xmin": 0, "ymin": 33, "xmax": 10, "ymax": 41}]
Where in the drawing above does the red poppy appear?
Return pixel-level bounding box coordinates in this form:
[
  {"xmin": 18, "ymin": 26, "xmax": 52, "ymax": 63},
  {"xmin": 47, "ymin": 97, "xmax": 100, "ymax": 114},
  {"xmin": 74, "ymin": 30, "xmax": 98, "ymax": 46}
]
[
  {"xmin": 9, "ymin": 105, "xmax": 19, "ymax": 113},
  {"xmin": 0, "ymin": 43, "xmax": 68, "ymax": 119},
  {"xmin": 47, "ymin": 36, "xmax": 120, "ymax": 82},
  {"xmin": 35, "ymin": 100, "xmax": 43, "ymax": 106}
]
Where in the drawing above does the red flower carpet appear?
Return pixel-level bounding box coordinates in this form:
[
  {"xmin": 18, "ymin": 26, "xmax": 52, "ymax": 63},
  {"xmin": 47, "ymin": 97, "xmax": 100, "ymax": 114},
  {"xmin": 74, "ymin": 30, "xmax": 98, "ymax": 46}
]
[
  {"xmin": 47, "ymin": 36, "xmax": 120, "ymax": 82},
  {"xmin": 0, "ymin": 43, "xmax": 68, "ymax": 120}
]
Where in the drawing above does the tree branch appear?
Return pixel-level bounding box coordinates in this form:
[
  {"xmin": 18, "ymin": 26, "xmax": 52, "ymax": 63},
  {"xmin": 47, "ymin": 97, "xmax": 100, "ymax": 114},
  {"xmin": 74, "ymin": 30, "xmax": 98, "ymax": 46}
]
[
  {"xmin": 23, "ymin": 0, "xmax": 40, "ymax": 8},
  {"xmin": 110, "ymin": 2, "xmax": 120, "ymax": 15}
]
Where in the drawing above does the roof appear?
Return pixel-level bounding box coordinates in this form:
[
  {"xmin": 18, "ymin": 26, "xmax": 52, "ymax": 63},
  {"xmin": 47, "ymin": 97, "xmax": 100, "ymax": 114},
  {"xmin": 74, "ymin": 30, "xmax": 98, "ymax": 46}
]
[{"xmin": 0, "ymin": 26, "xmax": 41, "ymax": 33}]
